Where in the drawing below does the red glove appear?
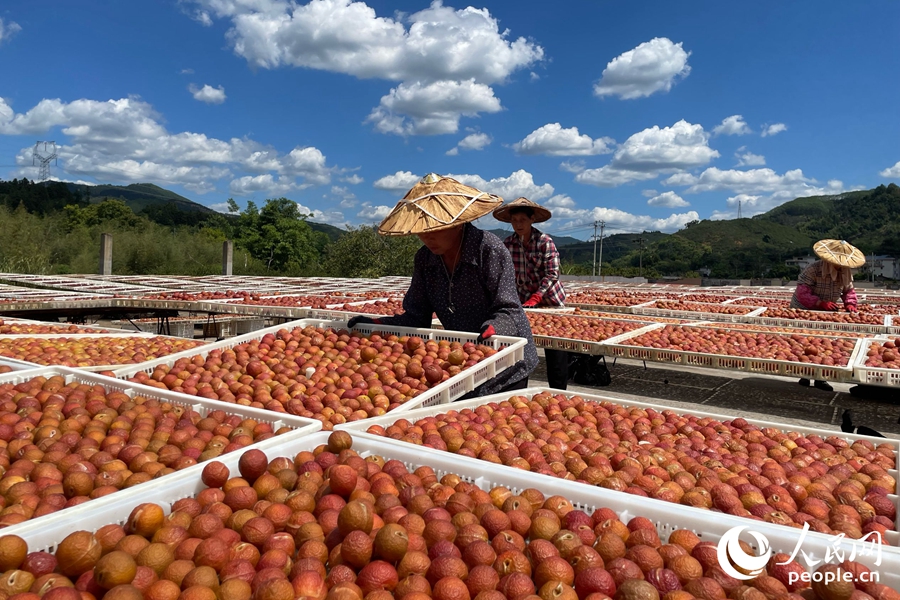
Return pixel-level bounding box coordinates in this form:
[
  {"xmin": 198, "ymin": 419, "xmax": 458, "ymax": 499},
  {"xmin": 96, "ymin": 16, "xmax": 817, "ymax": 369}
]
[
  {"xmin": 476, "ymin": 325, "xmax": 495, "ymax": 344},
  {"xmin": 522, "ymin": 293, "xmax": 543, "ymax": 308},
  {"xmin": 816, "ymin": 301, "xmax": 838, "ymax": 311},
  {"xmin": 847, "ymin": 304, "xmax": 858, "ymax": 313}
]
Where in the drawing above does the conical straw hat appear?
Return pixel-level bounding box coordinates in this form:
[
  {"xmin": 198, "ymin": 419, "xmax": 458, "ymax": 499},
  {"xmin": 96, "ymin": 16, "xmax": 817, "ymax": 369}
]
[
  {"xmin": 492, "ymin": 197, "xmax": 551, "ymax": 223},
  {"xmin": 378, "ymin": 173, "xmax": 502, "ymax": 236},
  {"xmin": 813, "ymin": 239, "xmax": 866, "ymax": 268}
]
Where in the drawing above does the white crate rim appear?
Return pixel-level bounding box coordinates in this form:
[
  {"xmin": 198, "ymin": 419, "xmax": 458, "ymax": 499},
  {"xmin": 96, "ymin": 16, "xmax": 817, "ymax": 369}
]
[{"xmin": 5, "ymin": 430, "xmax": 897, "ymax": 581}]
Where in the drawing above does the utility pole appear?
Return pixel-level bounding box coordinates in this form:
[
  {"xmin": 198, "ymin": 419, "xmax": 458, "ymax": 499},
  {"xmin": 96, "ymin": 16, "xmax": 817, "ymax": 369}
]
[
  {"xmin": 634, "ymin": 232, "xmax": 646, "ymax": 278},
  {"xmin": 591, "ymin": 221, "xmax": 598, "ymax": 277},
  {"xmin": 597, "ymin": 221, "xmax": 605, "ymax": 280}
]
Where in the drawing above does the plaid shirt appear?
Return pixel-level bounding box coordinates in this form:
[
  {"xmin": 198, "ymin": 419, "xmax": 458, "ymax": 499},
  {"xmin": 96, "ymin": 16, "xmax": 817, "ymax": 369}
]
[
  {"xmin": 790, "ymin": 260, "xmax": 858, "ymax": 309},
  {"xmin": 503, "ymin": 228, "xmax": 566, "ymax": 306}
]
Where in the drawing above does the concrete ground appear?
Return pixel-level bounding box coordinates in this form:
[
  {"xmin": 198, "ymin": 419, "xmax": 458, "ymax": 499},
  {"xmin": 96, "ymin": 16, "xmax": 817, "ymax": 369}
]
[{"xmin": 528, "ymin": 349, "xmax": 900, "ymax": 439}]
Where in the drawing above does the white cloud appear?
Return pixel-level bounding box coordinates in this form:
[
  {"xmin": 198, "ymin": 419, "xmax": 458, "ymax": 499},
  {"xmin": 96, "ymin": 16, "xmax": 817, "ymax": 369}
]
[
  {"xmin": 713, "ymin": 115, "xmax": 751, "ymax": 136},
  {"xmin": 880, "ymin": 161, "xmax": 900, "ymax": 178},
  {"xmin": 530, "ymin": 72, "xmax": 540, "ymax": 82},
  {"xmin": 735, "ymin": 146, "xmax": 765, "ymax": 167},
  {"xmin": 0, "ymin": 96, "xmax": 339, "ymax": 191},
  {"xmin": 342, "ymin": 174, "xmax": 364, "ymax": 185},
  {"xmin": 448, "ymin": 169, "xmax": 554, "ymax": 201},
  {"xmin": 667, "ymin": 167, "xmax": 816, "ymax": 195},
  {"xmin": 647, "ymin": 191, "xmax": 689, "ymax": 208},
  {"xmin": 358, "ymin": 204, "xmax": 393, "ymax": 221},
  {"xmin": 189, "ymin": 84, "xmax": 227, "ymax": 104},
  {"xmin": 207, "ymin": 202, "xmax": 234, "ymax": 213},
  {"xmin": 447, "ymin": 131, "xmax": 492, "ymax": 155},
  {"xmin": 373, "ymin": 170, "xmax": 421, "ymax": 192},
  {"xmin": 666, "ymin": 167, "xmax": 864, "ymax": 218},
  {"xmin": 331, "ymin": 185, "xmax": 357, "ymax": 207},
  {"xmin": 641, "ymin": 189, "xmax": 658, "ymax": 198},
  {"xmin": 575, "ymin": 166, "xmax": 659, "ymax": 187},
  {"xmin": 229, "ymin": 174, "xmax": 297, "ymax": 196},
  {"xmin": 593, "ymin": 37, "xmax": 690, "ymax": 100},
  {"xmin": 545, "ymin": 194, "xmax": 575, "ymax": 208},
  {"xmin": 550, "ymin": 205, "xmax": 700, "ymax": 234},
  {"xmin": 761, "ymin": 123, "xmax": 787, "ymax": 137},
  {"xmin": 575, "ymin": 120, "xmax": 719, "ymax": 187},
  {"xmin": 188, "ymin": 0, "xmax": 542, "ymax": 136},
  {"xmin": 560, "ymin": 160, "xmax": 586, "ymax": 174},
  {"xmin": 367, "ymin": 79, "xmax": 501, "ymax": 135},
  {"xmin": 0, "ymin": 18, "xmax": 22, "ymax": 45},
  {"xmin": 180, "ymin": 68, "xmax": 195, "ymax": 75},
  {"xmin": 190, "ymin": 0, "xmax": 542, "ymax": 83},
  {"xmin": 512, "ymin": 123, "xmax": 615, "ymax": 156},
  {"xmin": 710, "ymin": 194, "xmax": 763, "ymax": 220}
]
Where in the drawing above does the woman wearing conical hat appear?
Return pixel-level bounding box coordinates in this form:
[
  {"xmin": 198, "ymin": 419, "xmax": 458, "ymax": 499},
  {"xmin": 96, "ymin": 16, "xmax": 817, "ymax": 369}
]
[
  {"xmin": 347, "ymin": 174, "xmax": 538, "ymax": 396},
  {"xmin": 493, "ymin": 197, "xmax": 571, "ymax": 390},
  {"xmin": 790, "ymin": 239, "xmax": 865, "ymax": 391}
]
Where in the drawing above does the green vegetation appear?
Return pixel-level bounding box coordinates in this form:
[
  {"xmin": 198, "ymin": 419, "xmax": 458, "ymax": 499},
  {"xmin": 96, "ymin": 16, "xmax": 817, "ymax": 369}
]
[
  {"xmin": 2, "ymin": 178, "xmax": 899, "ymax": 279},
  {"xmin": 0, "ymin": 178, "xmax": 420, "ymax": 277}
]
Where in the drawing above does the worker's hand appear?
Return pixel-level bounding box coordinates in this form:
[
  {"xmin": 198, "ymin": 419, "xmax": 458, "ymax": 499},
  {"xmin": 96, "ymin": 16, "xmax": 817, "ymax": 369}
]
[
  {"xmin": 347, "ymin": 315, "xmax": 380, "ymax": 328},
  {"xmin": 816, "ymin": 301, "xmax": 839, "ymax": 311},
  {"xmin": 522, "ymin": 293, "xmax": 543, "ymax": 308},
  {"xmin": 847, "ymin": 304, "xmax": 858, "ymax": 313},
  {"xmin": 476, "ymin": 324, "xmax": 496, "ymax": 345}
]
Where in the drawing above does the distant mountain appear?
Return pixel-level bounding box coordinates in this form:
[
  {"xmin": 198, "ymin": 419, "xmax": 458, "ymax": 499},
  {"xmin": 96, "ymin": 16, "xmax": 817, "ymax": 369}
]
[
  {"xmin": 308, "ymin": 221, "xmax": 346, "ymax": 242},
  {"xmin": 68, "ymin": 182, "xmax": 215, "ymax": 214},
  {"xmin": 603, "ymin": 183, "xmax": 900, "ymax": 278},
  {"xmin": 486, "ymin": 228, "xmax": 584, "ymax": 247}
]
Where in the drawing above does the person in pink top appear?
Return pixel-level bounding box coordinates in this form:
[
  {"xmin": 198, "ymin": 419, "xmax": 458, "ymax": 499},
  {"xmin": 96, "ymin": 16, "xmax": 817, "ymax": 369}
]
[{"xmin": 790, "ymin": 239, "xmax": 865, "ymax": 391}]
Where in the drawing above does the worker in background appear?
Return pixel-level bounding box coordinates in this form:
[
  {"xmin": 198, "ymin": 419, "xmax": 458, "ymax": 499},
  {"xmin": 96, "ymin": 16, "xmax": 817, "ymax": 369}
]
[
  {"xmin": 493, "ymin": 197, "xmax": 571, "ymax": 390},
  {"xmin": 790, "ymin": 238, "xmax": 865, "ymax": 391}
]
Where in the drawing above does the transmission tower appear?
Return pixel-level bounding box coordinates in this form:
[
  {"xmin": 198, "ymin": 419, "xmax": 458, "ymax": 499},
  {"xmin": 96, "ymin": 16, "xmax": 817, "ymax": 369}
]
[
  {"xmin": 33, "ymin": 141, "xmax": 58, "ymax": 182},
  {"xmin": 737, "ymin": 199, "xmax": 742, "ymax": 219}
]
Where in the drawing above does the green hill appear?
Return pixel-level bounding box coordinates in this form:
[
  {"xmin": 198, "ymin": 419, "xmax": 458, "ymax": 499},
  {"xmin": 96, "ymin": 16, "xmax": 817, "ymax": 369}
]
[
  {"xmin": 604, "ymin": 183, "xmax": 900, "ymax": 278},
  {"xmin": 68, "ymin": 182, "xmax": 215, "ymax": 214}
]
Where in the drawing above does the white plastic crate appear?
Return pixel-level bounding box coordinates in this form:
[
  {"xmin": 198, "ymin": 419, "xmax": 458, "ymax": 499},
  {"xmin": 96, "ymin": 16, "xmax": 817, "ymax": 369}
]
[
  {"xmin": 632, "ymin": 302, "xmax": 767, "ymax": 323},
  {"xmin": 599, "ymin": 325, "xmax": 864, "ymax": 382},
  {"xmin": 201, "ymin": 319, "xmax": 236, "ymax": 339},
  {"xmin": 233, "ymin": 317, "xmax": 266, "ymax": 335},
  {"xmin": 852, "ymin": 339, "xmax": 900, "ymax": 387},
  {"xmin": 743, "ymin": 314, "xmax": 898, "ymax": 335},
  {"xmin": 0, "ymin": 366, "xmax": 321, "ymax": 435},
  {"xmin": 6, "ymin": 430, "xmax": 898, "ymax": 582},
  {"xmin": 337, "ymin": 388, "xmax": 900, "ymax": 547},
  {"xmin": 110, "ymin": 318, "xmax": 528, "ymax": 412},
  {"xmin": 530, "ymin": 319, "xmax": 661, "ymax": 355},
  {"xmin": 0, "ymin": 357, "xmax": 41, "ymax": 372}
]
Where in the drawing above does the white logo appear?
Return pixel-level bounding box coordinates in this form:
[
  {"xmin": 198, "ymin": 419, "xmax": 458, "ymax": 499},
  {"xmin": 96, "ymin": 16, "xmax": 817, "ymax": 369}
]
[{"xmin": 716, "ymin": 526, "xmax": 772, "ymax": 580}]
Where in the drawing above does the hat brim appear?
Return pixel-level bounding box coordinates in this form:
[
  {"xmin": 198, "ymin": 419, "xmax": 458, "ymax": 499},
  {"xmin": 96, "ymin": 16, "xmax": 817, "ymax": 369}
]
[
  {"xmin": 492, "ymin": 198, "xmax": 551, "ymax": 223},
  {"xmin": 377, "ymin": 176, "xmax": 502, "ymax": 236},
  {"xmin": 813, "ymin": 239, "xmax": 866, "ymax": 268}
]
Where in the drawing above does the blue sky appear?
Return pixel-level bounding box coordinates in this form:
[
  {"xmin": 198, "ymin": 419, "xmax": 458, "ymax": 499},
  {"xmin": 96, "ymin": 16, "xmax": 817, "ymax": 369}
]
[{"xmin": 1, "ymin": 0, "xmax": 898, "ymax": 239}]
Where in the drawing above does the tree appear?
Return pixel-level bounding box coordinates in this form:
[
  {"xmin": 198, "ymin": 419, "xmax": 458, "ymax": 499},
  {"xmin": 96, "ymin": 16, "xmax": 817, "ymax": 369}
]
[
  {"xmin": 322, "ymin": 226, "xmax": 421, "ymax": 278},
  {"xmin": 233, "ymin": 198, "xmax": 319, "ymax": 273}
]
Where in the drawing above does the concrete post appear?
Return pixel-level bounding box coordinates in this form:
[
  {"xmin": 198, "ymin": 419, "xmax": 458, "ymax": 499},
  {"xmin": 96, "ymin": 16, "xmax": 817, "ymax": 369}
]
[
  {"xmin": 222, "ymin": 240, "xmax": 234, "ymax": 276},
  {"xmin": 99, "ymin": 233, "xmax": 113, "ymax": 275}
]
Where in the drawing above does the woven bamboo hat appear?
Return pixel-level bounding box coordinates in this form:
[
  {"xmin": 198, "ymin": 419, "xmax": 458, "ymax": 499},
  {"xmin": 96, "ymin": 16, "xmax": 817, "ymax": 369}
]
[
  {"xmin": 378, "ymin": 173, "xmax": 502, "ymax": 236},
  {"xmin": 813, "ymin": 239, "xmax": 866, "ymax": 268},
  {"xmin": 492, "ymin": 197, "xmax": 551, "ymax": 223}
]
